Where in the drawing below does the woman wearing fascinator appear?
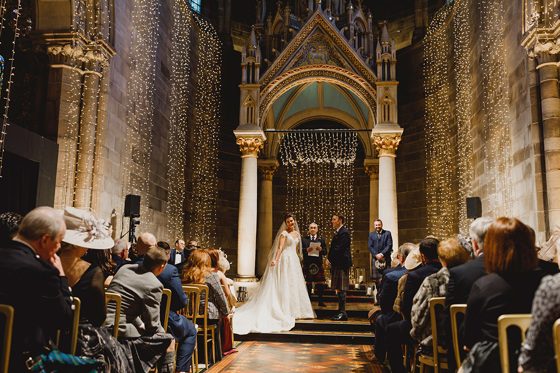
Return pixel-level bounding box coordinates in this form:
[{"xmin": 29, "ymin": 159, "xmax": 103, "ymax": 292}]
[
  {"xmin": 233, "ymin": 213, "xmax": 315, "ymax": 335},
  {"xmin": 58, "ymin": 206, "xmax": 131, "ymax": 372}
]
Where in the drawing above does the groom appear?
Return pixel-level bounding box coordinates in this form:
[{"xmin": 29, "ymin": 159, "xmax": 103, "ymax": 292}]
[{"xmin": 327, "ymin": 213, "xmax": 352, "ymax": 321}]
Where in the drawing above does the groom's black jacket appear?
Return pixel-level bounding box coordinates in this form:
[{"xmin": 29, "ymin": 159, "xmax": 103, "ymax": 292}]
[{"xmin": 328, "ymin": 226, "xmax": 352, "ymax": 269}]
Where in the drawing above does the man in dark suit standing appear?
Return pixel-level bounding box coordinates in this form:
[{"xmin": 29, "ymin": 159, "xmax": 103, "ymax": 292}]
[
  {"xmin": 368, "ymin": 219, "xmax": 393, "ymax": 302},
  {"xmin": 0, "ymin": 207, "xmax": 74, "ymax": 372},
  {"xmin": 327, "ymin": 213, "xmax": 352, "ymax": 321},
  {"xmin": 302, "ymin": 222, "xmax": 328, "ymax": 307}
]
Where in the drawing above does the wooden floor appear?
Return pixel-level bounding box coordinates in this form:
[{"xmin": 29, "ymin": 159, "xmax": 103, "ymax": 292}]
[{"xmin": 206, "ymin": 341, "xmax": 387, "ymax": 372}]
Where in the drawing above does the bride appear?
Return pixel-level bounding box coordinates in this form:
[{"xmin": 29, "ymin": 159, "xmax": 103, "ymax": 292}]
[{"xmin": 233, "ymin": 213, "xmax": 316, "ymax": 334}]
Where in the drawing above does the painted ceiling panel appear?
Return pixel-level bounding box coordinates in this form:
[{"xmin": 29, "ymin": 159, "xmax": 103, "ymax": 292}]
[
  {"xmin": 284, "ymin": 82, "xmax": 319, "ymax": 119},
  {"xmin": 323, "ymin": 83, "xmax": 356, "ymax": 119},
  {"xmin": 273, "ymin": 85, "xmax": 298, "ymax": 121}
]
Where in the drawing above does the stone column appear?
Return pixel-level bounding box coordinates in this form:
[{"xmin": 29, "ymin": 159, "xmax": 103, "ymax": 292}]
[
  {"xmin": 372, "ymin": 132, "xmax": 402, "ymax": 253},
  {"xmin": 364, "ymin": 159, "xmax": 379, "ymax": 232},
  {"xmin": 74, "ymin": 70, "xmax": 101, "ymax": 209},
  {"xmin": 536, "ymin": 53, "xmax": 560, "ymax": 230},
  {"xmin": 256, "ymin": 158, "xmax": 278, "ymax": 276},
  {"xmin": 234, "ymin": 130, "xmax": 266, "ymax": 280}
]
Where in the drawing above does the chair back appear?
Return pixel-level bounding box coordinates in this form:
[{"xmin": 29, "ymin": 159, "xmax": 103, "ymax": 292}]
[
  {"xmin": 450, "ymin": 304, "xmax": 467, "ymax": 368},
  {"xmin": 553, "ymin": 318, "xmax": 560, "ymax": 373},
  {"xmin": 161, "ymin": 289, "xmax": 172, "ymax": 331},
  {"xmin": 497, "ymin": 314, "xmax": 532, "ymax": 373},
  {"xmin": 182, "ymin": 285, "xmax": 202, "ymax": 324},
  {"xmin": 55, "ymin": 297, "xmax": 81, "ymax": 355},
  {"xmin": 429, "ymin": 297, "xmax": 447, "ymax": 370},
  {"xmin": 104, "ymin": 292, "xmax": 121, "ymax": 338},
  {"xmin": 0, "ymin": 304, "xmax": 14, "ymax": 373}
]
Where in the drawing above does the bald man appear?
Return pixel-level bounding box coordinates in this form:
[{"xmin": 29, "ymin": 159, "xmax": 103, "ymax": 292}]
[{"xmin": 126, "ymin": 232, "xmax": 157, "ymax": 265}]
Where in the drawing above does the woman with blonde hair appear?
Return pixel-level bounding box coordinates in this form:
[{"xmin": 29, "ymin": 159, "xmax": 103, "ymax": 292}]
[{"xmin": 182, "ymin": 249, "xmax": 229, "ymax": 363}]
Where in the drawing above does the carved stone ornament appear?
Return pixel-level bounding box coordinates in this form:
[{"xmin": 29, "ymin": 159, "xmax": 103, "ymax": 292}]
[
  {"xmin": 373, "ymin": 134, "xmax": 401, "ymax": 157},
  {"xmin": 259, "ymin": 164, "xmax": 277, "ymax": 180},
  {"xmin": 237, "ymin": 137, "xmax": 264, "ymax": 157},
  {"xmin": 46, "ymin": 42, "xmax": 111, "ymax": 70},
  {"xmin": 365, "ymin": 165, "xmax": 379, "ymax": 180}
]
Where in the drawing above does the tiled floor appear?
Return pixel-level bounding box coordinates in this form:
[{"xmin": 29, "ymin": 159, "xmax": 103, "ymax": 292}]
[{"xmin": 207, "ymin": 341, "xmax": 386, "ymax": 372}]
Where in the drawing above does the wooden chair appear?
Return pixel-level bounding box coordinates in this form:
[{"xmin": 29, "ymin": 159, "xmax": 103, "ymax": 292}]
[
  {"xmin": 450, "ymin": 303, "xmax": 467, "ymax": 369},
  {"xmin": 161, "ymin": 289, "xmax": 172, "ymax": 331},
  {"xmin": 56, "ymin": 297, "xmax": 81, "ymax": 355},
  {"xmin": 182, "ymin": 285, "xmax": 202, "ymax": 373},
  {"xmin": 189, "ymin": 284, "xmax": 217, "ymax": 370},
  {"xmin": 104, "ymin": 292, "xmax": 122, "ymax": 338},
  {"xmin": 553, "ymin": 318, "xmax": 560, "ymax": 373},
  {"xmin": 497, "ymin": 314, "xmax": 532, "ymax": 373},
  {"xmin": 0, "ymin": 304, "xmax": 14, "ymax": 373},
  {"xmin": 417, "ymin": 297, "xmax": 448, "ymax": 373},
  {"xmin": 222, "ymin": 284, "xmax": 234, "ymax": 347}
]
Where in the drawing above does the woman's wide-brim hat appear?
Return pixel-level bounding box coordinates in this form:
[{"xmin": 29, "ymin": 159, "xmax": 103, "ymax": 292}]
[
  {"xmin": 404, "ymin": 248, "xmax": 422, "ymax": 270},
  {"xmin": 62, "ymin": 206, "xmax": 114, "ymax": 250}
]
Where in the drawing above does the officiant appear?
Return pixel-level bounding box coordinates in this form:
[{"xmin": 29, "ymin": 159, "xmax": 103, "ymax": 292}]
[{"xmin": 301, "ymin": 222, "xmax": 328, "ymax": 307}]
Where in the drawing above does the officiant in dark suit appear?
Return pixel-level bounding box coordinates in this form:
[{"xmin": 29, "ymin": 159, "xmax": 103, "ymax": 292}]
[
  {"xmin": 302, "ymin": 222, "xmax": 328, "ymax": 307},
  {"xmin": 327, "ymin": 213, "xmax": 352, "ymax": 321}
]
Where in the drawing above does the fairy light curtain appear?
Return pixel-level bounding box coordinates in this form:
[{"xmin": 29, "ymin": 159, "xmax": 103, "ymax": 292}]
[{"xmin": 279, "ymin": 131, "xmax": 357, "ymax": 252}]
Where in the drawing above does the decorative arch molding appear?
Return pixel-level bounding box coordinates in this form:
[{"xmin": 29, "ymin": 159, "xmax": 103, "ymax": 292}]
[{"xmin": 259, "ymin": 65, "xmax": 377, "ymax": 123}]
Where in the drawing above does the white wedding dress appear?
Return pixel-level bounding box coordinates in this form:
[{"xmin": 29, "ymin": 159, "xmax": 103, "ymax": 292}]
[{"xmin": 233, "ymin": 230, "xmax": 316, "ymax": 334}]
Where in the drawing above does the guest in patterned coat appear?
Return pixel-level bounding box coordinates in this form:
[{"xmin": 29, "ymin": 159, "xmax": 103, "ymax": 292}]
[
  {"xmin": 301, "ymin": 222, "xmax": 328, "ymax": 307},
  {"xmin": 410, "ymin": 238, "xmax": 471, "ymax": 347},
  {"xmin": 182, "ymin": 249, "xmax": 229, "ymax": 363}
]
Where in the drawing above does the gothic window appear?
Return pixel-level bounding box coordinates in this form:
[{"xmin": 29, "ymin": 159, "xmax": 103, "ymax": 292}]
[
  {"xmin": 190, "ymin": 0, "xmax": 201, "ymax": 13},
  {"xmin": 243, "ymin": 96, "xmax": 256, "ymax": 124},
  {"xmin": 380, "ymin": 92, "xmax": 393, "ymax": 123}
]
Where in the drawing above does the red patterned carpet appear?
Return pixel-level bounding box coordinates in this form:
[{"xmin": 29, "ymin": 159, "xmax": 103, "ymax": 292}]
[{"xmin": 207, "ymin": 341, "xmax": 386, "ymax": 372}]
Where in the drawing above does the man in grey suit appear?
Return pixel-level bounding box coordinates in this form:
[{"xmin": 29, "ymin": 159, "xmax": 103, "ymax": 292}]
[{"xmin": 106, "ymin": 246, "xmax": 175, "ymax": 372}]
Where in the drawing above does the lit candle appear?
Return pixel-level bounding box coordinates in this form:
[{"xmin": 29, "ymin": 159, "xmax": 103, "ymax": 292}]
[
  {"xmin": 354, "ymin": 283, "xmax": 360, "ymax": 289},
  {"xmin": 358, "ymin": 275, "xmax": 363, "ymax": 283},
  {"xmin": 367, "ymin": 287, "xmax": 372, "ymax": 296}
]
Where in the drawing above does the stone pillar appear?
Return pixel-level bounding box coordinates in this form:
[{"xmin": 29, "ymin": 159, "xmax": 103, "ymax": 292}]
[
  {"xmin": 372, "ymin": 132, "xmax": 402, "ymax": 253},
  {"xmin": 234, "ymin": 130, "xmax": 266, "ymax": 280},
  {"xmin": 256, "ymin": 158, "xmax": 278, "ymax": 276},
  {"xmin": 364, "ymin": 159, "xmax": 379, "ymax": 232},
  {"xmin": 74, "ymin": 70, "xmax": 101, "ymax": 209},
  {"xmin": 536, "ymin": 53, "xmax": 560, "ymax": 230}
]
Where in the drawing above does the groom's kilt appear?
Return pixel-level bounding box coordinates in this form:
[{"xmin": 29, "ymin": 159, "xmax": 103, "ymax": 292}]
[
  {"xmin": 303, "ymin": 262, "xmax": 325, "ymax": 283},
  {"xmin": 330, "ymin": 267, "xmax": 349, "ymax": 291}
]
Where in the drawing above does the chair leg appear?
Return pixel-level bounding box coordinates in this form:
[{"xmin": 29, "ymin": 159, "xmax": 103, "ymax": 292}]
[
  {"xmin": 419, "ymin": 362, "xmax": 424, "ymax": 373},
  {"xmin": 203, "ymin": 327, "xmax": 209, "ymax": 369},
  {"xmin": 211, "ymin": 329, "xmax": 216, "ymax": 364}
]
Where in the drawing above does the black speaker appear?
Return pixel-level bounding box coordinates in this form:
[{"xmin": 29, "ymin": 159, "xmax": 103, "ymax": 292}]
[
  {"xmin": 466, "ymin": 197, "xmax": 482, "ymax": 219},
  {"xmin": 124, "ymin": 194, "xmax": 140, "ymax": 217}
]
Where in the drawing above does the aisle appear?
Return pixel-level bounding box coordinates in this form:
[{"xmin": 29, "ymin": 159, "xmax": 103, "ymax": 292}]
[{"xmin": 207, "ymin": 341, "xmax": 385, "ymax": 372}]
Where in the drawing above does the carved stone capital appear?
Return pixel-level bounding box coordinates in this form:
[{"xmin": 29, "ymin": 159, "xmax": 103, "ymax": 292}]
[
  {"xmin": 259, "ymin": 164, "xmax": 277, "ymax": 180},
  {"xmin": 365, "ymin": 165, "xmax": 379, "ymax": 180},
  {"xmin": 373, "ymin": 134, "xmax": 401, "ymax": 157},
  {"xmin": 237, "ymin": 137, "xmax": 264, "ymax": 158}
]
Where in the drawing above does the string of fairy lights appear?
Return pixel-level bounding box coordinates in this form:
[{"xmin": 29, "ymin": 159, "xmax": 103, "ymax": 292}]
[
  {"xmin": 0, "ymin": 0, "xmax": 21, "ymax": 177},
  {"xmin": 121, "ymin": 0, "xmax": 161, "ymax": 222},
  {"xmin": 423, "ymin": 2, "xmax": 455, "ymax": 239},
  {"xmin": 280, "ymin": 132, "xmax": 357, "ymax": 258},
  {"xmin": 166, "ymin": 0, "xmax": 194, "ymax": 241},
  {"xmin": 186, "ymin": 12, "xmax": 222, "ymax": 247},
  {"xmin": 479, "ymin": 0, "xmax": 512, "ymax": 217},
  {"xmin": 452, "ymin": 0, "xmax": 473, "ymax": 236}
]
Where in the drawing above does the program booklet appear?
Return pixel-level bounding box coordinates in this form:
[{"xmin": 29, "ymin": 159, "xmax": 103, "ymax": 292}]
[{"xmin": 308, "ymin": 242, "xmax": 322, "ymax": 257}]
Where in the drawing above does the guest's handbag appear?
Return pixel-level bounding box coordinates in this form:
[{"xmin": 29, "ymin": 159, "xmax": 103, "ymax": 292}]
[
  {"xmin": 459, "ymin": 340, "xmax": 500, "ymax": 373},
  {"xmin": 26, "ymin": 349, "xmax": 103, "ymax": 372}
]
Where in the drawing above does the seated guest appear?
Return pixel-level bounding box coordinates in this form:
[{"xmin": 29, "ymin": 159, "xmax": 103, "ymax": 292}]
[
  {"xmin": 372, "ymin": 242, "xmax": 417, "ymax": 363},
  {"xmin": 462, "ymin": 217, "xmax": 545, "ymax": 372},
  {"xmin": 156, "ymin": 241, "xmax": 197, "ymax": 373},
  {"xmin": 410, "ymin": 238, "xmax": 471, "ymax": 347},
  {"xmin": 386, "ymin": 237, "xmax": 442, "ymax": 373},
  {"xmin": 393, "ymin": 248, "xmax": 423, "ymax": 315},
  {"xmin": 83, "ymin": 243, "xmax": 116, "ymax": 287},
  {"xmin": 169, "ymin": 239, "xmax": 186, "ymax": 272},
  {"xmin": 111, "ymin": 238, "xmax": 129, "ymax": 267},
  {"xmin": 518, "ymin": 236, "xmax": 560, "ymax": 372},
  {"xmin": 59, "ymin": 207, "xmax": 130, "ymax": 370},
  {"xmin": 182, "ymin": 249, "xmax": 230, "ymax": 363},
  {"xmin": 442, "ymin": 216, "xmax": 492, "ymax": 370},
  {"xmin": 0, "ymin": 207, "xmax": 73, "ymax": 372},
  {"xmin": 0, "ymin": 211, "xmax": 22, "ymax": 245},
  {"xmin": 106, "ymin": 246, "xmax": 175, "ymax": 373}
]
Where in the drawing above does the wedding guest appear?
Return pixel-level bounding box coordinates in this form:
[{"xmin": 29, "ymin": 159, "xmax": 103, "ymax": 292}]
[
  {"xmin": 302, "ymin": 222, "xmax": 328, "ymax": 307},
  {"xmin": 83, "ymin": 248, "xmax": 116, "ymax": 287},
  {"xmin": 462, "ymin": 218, "xmax": 544, "ymax": 372},
  {"xmin": 182, "ymin": 249, "xmax": 229, "ymax": 363},
  {"xmin": 59, "ymin": 207, "xmax": 130, "ymax": 370},
  {"xmin": 106, "ymin": 246, "xmax": 175, "ymax": 372},
  {"xmin": 111, "ymin": 238, "xmax": 129, "ymax": 267},
  {"xmin": 0, "ymin": 207, "xmax": 73, "ymax": 372},
  {"xmin": 169, "ymin": 239, "xmax": 186, "ymax": 272},
  {"xmin": 410, "ymin": 238, "xmax": 471, "ymax": 347},
  {"xmin": 368, "ymin": 219, "xmax": 393, "ymax": 296}
]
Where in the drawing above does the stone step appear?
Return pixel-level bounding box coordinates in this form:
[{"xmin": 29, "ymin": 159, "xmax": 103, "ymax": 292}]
[
  {"xmin": 310, "ymin": 295, "xmax": 375, "ymax": 303},
  {"xmin": 293, "ymin": 319, "xmax": 373, "ymax": 333},
  {"xmin": 234, "ymin": 329, "xmax": 375, "ymax": 345}
]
